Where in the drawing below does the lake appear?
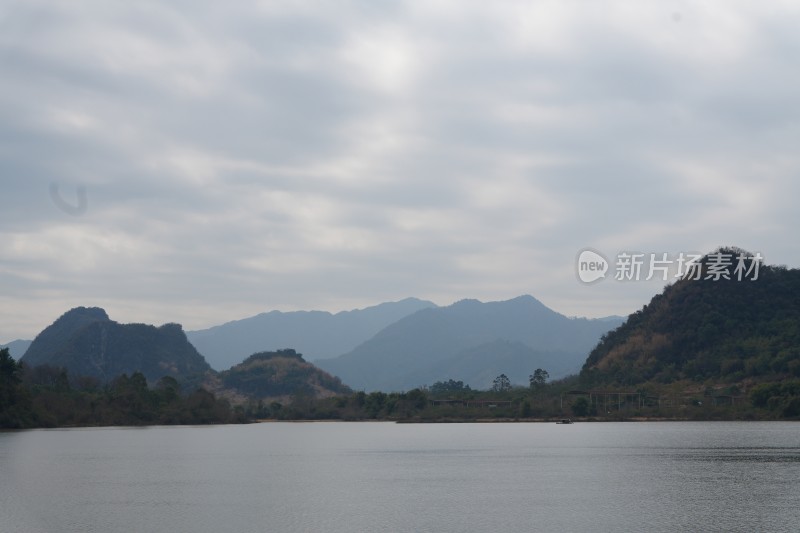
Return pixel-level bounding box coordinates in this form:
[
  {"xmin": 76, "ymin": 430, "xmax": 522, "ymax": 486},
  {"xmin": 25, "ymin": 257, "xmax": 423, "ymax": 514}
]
[{"xmin": 2, "ymin": 421, "xmax": 799, "ymax": 532}]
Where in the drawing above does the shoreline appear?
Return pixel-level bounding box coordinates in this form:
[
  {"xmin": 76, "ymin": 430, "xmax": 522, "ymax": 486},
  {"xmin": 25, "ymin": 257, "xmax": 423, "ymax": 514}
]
[{"xmin": 4, "ymin": 417, "xmax": 796, "ymax": 431}]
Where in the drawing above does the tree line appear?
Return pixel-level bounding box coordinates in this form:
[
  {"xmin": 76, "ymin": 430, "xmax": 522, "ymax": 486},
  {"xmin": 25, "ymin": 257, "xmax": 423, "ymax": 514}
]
[
  {"xmin": 5, "ymin": 345, "xmax": 800, "ymax": 427},
  {"xmin": 0, "ymin": 348, "xmax": 244, "ymax": 428}
]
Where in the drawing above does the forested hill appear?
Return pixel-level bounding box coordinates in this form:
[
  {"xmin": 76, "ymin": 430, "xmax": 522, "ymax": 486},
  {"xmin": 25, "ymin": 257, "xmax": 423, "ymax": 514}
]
[
  {"xmin": 207, "ymin": 349, "xmax": 351, "ymax": 402},
  {"xmin": 581, "ymin": 250, "xmax": 800, "ymax": 386},
  {"xmin": 21, "ymin": 307, "xmax": 211, "ymax": 384}
]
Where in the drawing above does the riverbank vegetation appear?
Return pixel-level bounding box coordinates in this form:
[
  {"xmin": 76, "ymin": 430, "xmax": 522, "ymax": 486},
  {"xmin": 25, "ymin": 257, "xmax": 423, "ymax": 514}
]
[
  {"xmin": 1, "ymin": 349, "xmax": 245, "ymax": 428},
  {"xmin": 243, "ymin": 374, "xmax": 800, "ymax": 423},
  {"xmin": 4, "ymin": 347, "xmax": 800, "ymax": 429}
]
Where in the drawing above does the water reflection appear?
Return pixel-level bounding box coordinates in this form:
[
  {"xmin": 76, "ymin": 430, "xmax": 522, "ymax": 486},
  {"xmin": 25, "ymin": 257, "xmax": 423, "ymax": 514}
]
[{"xmin": 1, "ymin": 422, "xmax": 799, "ymax": 533}]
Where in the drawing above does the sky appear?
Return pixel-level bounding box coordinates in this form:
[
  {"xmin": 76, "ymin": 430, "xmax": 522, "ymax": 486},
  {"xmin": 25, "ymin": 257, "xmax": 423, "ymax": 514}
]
[{"xmin": 2, "ymin": 1, "xmax": 800, "ymax": 342}]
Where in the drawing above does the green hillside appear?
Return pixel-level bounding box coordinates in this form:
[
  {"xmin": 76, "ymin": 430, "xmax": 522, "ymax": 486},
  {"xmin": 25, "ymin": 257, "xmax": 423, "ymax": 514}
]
[
  {"xmin": 211, "ymin": 349, "xmax": 352, "ymax": 401},
  {"xmin": 581, "ymin": 248, "xmax": 800, "ymax": 387}
]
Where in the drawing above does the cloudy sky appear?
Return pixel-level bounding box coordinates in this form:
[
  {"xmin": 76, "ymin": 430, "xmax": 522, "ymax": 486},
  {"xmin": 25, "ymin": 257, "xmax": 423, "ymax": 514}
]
[{"xmin": 2, "ymin": 1, "xmax": 799, "ymax": 342}]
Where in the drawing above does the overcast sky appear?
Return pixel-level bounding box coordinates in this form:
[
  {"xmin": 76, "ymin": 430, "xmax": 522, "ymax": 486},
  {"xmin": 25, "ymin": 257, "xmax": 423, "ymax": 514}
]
[{"xmin": 2, "ymin": 1, "xmax": 799, "ymax": 342}]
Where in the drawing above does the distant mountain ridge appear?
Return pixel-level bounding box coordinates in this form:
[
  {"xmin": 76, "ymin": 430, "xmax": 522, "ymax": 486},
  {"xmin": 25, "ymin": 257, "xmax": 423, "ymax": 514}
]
[
  {"xmin": 316, "ymin": 295, "xmax": 623, "ymax": 391},
  {"xmin": 21, "ymin": 307, "xmax": 210, "ymax": 384},
  {"xmin": 0, "ymin": 339, "xmax": 32, "ymax": 359},
  {"xmin": 187, "ymin": 297, "xmax": 436, "ymax": 369},
  {"xmin": 404, "ymin": 339, "xmax": 580, "ymax": 391},
  {"xmin": 17, "ymin": 295, "xmax": 624, "ymax": 396}
]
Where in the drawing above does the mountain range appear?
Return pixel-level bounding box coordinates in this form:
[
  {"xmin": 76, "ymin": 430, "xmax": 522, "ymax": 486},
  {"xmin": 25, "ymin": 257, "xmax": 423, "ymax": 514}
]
[
  {"xmin": 15, "ymin": 295, "xmax": 623, "ymax": 395},
  {"xmin": 9, "ymin": 246, "xmax": 799, "ymax": 414},
  {"xmin": 186, "ymin": 297, "xmax": 436, "ymax": 369},
  {"xmin": 316, "ymin": 295, "xmax": 623, "ymax": 391}
]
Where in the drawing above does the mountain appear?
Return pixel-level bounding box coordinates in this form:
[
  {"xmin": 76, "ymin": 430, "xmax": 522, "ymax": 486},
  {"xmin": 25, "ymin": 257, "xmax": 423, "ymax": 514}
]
[
  {"xmin": 580, "ymin": 249, "xmax": 800, "ymax": 386},
  {"xmin": 204, "ymin": 349, "xmax": 351, "ymax": 403},
  {"xmin": 595, "ymin": 315, "xmax": 627, "ymax": 323},
  {"xmin": 187, "ymin": 298, "xmax": 436, "ymax": 370},
  {"xmin": 316, "ymin": 295, "xmax": 623, "ymax": 391},
  {"xmin": 404, "ymin": 339, "xmax": 581, "ymax": 390},
  {"xmin": 21, "ymin": 307, "xmax": 211, "ymax": 384},
  {"xmin": 0, "ymin": 339, "xmax": 32, "ymax": 359}
]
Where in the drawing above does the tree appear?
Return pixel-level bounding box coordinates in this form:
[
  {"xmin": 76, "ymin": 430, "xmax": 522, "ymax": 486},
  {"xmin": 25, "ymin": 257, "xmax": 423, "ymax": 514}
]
[
  {"xmin": 108, "ymin": 372, "xmax": 156, "ymax": 422},
  {"xmin": 529, "ymin": 368, "xmax": 549, "ymax": 390},
  {"xmin": 365, "ymin": 391, "xmax": 387, "ymax": 418},
  {"xmin": 0, "ymin": 348, "xmax": 32, "ymax": 428},
  {"xmin": 354, "ymin": 390, "xmax": 367, "ymax": 407},
  {"xmin": 430, "ymin": 379, "xmax": 471, "ymax": 396},
  {"xmin": 572, "ymin": 397, "xmax": 589, "ymax": 417},
  {"xmin": 492, "ymin": 374, "xmax": 512, "ymax": 392},
  {"xmin": 519, "ymin": 399, "xmax": 532, "ymax": 418},
  {"xmin": 1, "ymin": 348, "xmax": 22, "ymax": 411},
  {"xmin": 155, "ymin": 376, "xmax": 180, "ymax": 404},
  {"xmin": 404, "ymin": 388, "xmax": 428, "ymax": 410}
]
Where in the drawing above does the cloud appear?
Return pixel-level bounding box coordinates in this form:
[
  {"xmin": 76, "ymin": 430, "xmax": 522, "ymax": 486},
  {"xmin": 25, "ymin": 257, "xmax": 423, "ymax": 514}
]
[{"xmin": 2, "ymin": 1, "xmax": 799, "ymax": 340}]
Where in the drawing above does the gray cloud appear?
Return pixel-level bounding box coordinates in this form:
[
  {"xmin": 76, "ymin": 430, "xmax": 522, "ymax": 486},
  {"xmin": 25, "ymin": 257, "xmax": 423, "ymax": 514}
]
[{"xmin": 2, "ymin": 1, "xmax": 799, "ymax": 340}]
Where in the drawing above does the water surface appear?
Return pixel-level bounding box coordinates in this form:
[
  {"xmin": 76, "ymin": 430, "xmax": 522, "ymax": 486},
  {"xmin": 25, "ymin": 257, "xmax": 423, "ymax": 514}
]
[{"xmin": 2, "ymin": 422, "xmax": 799, "ymax": 532}]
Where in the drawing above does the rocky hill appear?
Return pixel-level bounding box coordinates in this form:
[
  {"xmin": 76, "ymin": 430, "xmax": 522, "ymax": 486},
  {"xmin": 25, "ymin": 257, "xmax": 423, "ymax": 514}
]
[{"xmin": 21, "ymin": 307, "xmax": 211, "ymax": 384}]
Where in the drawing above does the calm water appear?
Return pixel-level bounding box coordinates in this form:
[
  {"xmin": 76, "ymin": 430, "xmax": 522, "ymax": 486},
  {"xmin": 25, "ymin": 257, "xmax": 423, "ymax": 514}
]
[{"xmin": 1, "ymin": 422, "xmax": 799, "ymax": 532}]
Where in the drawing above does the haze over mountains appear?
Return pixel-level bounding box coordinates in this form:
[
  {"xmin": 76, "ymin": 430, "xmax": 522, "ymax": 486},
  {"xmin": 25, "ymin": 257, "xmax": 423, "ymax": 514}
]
[
  {"xmin": 187, "ymin": 298, "xmax": 436, "ymax": 370},
  {"xmin": 14, "ymin": 296, "xmax": 623, "ymax": 395},
  {"xmin": 8, "ymin": 249, "xmax": 800, "ymax": 424},
  {"xmin": 316, "ymin": 295, "xmax": 624, "ymax": 391},
  {"xmin": 0, "ymin": 339, "xmax": 31, "ymax": 359},
  {"xmin": 17, "ymin": 307, "xmax": 355, "ymax": 403}
]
